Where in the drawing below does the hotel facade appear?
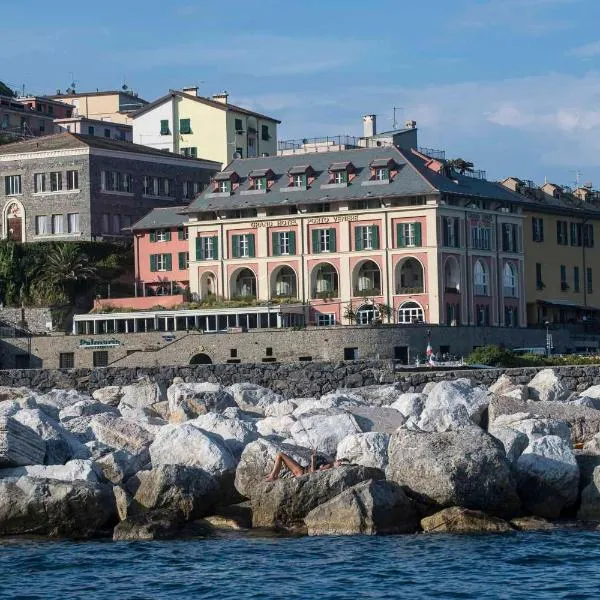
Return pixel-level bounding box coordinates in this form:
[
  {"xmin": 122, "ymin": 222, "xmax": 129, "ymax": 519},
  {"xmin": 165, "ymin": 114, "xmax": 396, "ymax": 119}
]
[{"xmin": 178, "ymin": 145, "xmax": 528, "ymax": 329}]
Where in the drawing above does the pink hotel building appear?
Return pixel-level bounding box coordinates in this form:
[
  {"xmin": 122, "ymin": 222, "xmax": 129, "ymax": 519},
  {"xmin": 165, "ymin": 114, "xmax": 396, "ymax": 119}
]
[{"xmin": 119, "ymin": 144, "xmax": 527, "ymax": 331}]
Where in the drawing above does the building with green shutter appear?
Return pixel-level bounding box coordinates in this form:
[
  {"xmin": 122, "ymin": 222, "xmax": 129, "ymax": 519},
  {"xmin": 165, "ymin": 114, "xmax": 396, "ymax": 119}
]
[{"xmin": 183, "ymin": 143, "xmax": 528, "ymax": 328}]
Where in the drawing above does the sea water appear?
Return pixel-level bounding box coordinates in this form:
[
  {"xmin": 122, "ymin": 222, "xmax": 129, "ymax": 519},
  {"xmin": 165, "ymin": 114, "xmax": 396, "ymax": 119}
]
[{"xmin": 1, "ymin": 531, "xmax": 600, "ymax": 599}]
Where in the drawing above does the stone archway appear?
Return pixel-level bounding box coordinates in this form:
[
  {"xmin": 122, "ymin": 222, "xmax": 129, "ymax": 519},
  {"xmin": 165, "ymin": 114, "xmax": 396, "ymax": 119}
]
[
  {"xmin": 190, "ymin": 353, "xmax": 212, "ymax": 365},
  {"xmin": 4, "ymin": 201, "xmax": 24, "ymax": 242}
]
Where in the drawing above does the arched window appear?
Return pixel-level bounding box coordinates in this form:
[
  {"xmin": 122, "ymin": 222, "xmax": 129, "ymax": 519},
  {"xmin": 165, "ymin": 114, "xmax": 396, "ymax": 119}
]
[
  {"xmin": 474, "ymin": 260, "xmax": 488, "ymax": 296},
  {"xmin": 398, "ymin": 301, "xmax": 424, "ymax": 324},
  {"xmin": 503, "ymin": 263, "xmax": 517, "ymax": 297},
  {"xmin": 312, "ymin": 263, "xmax": 339, "ymax": 299},
  {"xmin": 232, "ymin": 268, "xmax": 256, "ymax": 298},
  {"xmin": 354, "ymin": 260, "xmax": 381, "ymax": 296},
  {"xmin": 272, "ymin": 266, "xmax": 297, "ymax": 298},
  {"xmin": 356, "ymin": 303, "xmax": 379, "ymax": 325}
]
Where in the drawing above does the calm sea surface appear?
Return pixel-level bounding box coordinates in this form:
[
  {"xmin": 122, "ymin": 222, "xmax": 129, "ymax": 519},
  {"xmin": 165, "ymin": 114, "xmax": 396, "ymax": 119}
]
[{"xmin": 1, "ymin": 530, "xmax": 600, "ymax": 599}]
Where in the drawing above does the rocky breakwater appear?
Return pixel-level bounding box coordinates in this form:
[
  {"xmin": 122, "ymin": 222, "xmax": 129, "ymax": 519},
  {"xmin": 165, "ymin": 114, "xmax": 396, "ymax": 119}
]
[{"xmin": 2, "ymin": 369, "xmax": 600, "ymax": 539}]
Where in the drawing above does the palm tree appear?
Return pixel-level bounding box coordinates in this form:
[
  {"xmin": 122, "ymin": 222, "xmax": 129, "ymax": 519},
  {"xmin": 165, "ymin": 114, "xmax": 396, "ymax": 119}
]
[
  {"xmin": 37, "ymin": 243, "xmax": 97, "ymax": 303},
  {"xmin": 447, "ymin": 158, "xmax": 475, "ymax": 175}
]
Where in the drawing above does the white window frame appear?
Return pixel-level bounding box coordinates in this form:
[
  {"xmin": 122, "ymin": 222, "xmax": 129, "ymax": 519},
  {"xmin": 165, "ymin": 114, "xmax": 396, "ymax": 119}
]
[
  {"xmin": 202, "ymin": 237, "xmax": 214, "ymax": 260},
  {"xmin": 444, "ymin": 217, "xmax": 457, "ymax": 247},
  {"xmin": 218, "ymin": 180, "xmax": 230, "ymax": 194},
  {"xmin": 255, "ymin": 177, "xmax": 266, "ymax": 191},
  {"xmin": 49, "ymin": 171, "xmax": 62, "ymax": 193},
  {"xmin": 474, "ymin": 261, "xmax": 489, "ymax": 296},
  {"xmin": 503, "ymin": 263, "xmax": 517, "ymax": 297},
  {"xmin": 238, "ymin": 234, "xmax": 250, "ymax": 258},
  {"xmin": 67, "ymin": 213, "xmax": 80, "ymax": 234},
  {"xmin": 279, "ymin": 231, "xmax": 290, "ymax": 255},
  {"xmin": 293, "ymin": 174, "xmax": 304, "ymax": 188},
  {"xmin": 319, "ymin": 229, "xmax": 330, "ymax": 253},
  {"xmin": 66, "ymin": 170, "xmax": 79, "ymax": 191},
  {"xmin": 156, "ymin": 254, "xmax": 168, "ymax": 271},
  {"xmin": 402, "ymin": 223, "xmax": 416, "ymax": 247},
  {"xmin": 34, "ymin": 173, "xmax": 46, "ymax": 193},
  {"xmin": 316, "ymin": 313, "xmax": 336, "ymax": 326},
  {"xmin": 156, "ymin": 229, "xmax": 169, "ymax": 242},
  {"xmin": 334, "ymin": 171, "xmax": 345, "ymax": 184},
  {"xmin": 5, "ymin": 175, "xmax": 22, "ymax": 195},
  {"xmin": 35, "ymin": 215, "xmax": 49, "ymax": 235},
  {"xmin": 471, "ymin": 223, "xmax": 491, "ymax": 250},
  {"xmin": 356, "ymin": 305, "xmax": 378, "ymax": 325},
  {"xmin": 398, "ymin": 303, "xmax": 424, "ymax": 324},
  {"xmin": 361, "ymin": 227, "xmax": 373, "ymax": 250},
  {"xmin": 375, "ymin": 168, "xmax": 388, "ymax": 181},
  {"xmin": 52, "ymin": 214, "xmax": 63, "ymax": 234}
]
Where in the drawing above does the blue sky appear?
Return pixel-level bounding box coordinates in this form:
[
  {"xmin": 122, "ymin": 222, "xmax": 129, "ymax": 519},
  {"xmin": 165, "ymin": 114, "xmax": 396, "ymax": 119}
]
[{"xmin": 3, "ymin": 0, "xmax": 600, "ymax": 186}]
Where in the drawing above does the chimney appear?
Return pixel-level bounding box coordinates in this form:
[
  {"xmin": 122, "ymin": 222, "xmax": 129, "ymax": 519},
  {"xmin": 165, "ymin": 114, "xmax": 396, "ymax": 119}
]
[
  {"xmin": 213, "ymin": 91, "xmax": 229, "ymax": 104},
  {"xmin": 405, "ymin": 119, "xmax": 417, "ymax": 130},
  {"xmin": 362, "ymin": 114, "xmax": 376, "ymax": 138},
  {"xmin": 183, "ymin": 86, "xmax": 198, "ymax": 97}
]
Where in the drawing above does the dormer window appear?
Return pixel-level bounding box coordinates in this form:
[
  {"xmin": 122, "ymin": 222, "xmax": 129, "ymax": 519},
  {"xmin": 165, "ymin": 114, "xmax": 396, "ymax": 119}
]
[
  {"xmin": 334, "ymin": 171, "xmax": 347, "ymax": 184},
  {"xmin": 256, "ymin": 177, "xmax": 266, "ymax": 190},
  {"xmin": 328, "ymin": 161, "xmax": 353, "ymax": 185},
  {"xmin": 248, "ymin": 168, "xmax": 273, "ymax": 192},
  {"xmin": 213, "ymin": 170, "xmax": 238, "ymax": 194},
  {"xmin": 288, "ymin": 165, "xmax": 312, "ymax": 188},
  {"xmin": 375, "ymin": 167, "xmax": 389, "ymax": 181},
  {"xmin": 369, "ymin": 158, "xmax": 395, "ymax": 182}
]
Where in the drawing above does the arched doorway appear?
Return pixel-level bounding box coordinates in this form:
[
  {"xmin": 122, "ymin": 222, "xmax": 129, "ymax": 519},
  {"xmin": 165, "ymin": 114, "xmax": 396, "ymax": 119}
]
[
  {"xmin": 503, "ymin": 262, "xmax": 517, "ymax": 297},
  {"xmin": 190, "ymin": 353, "xmax": 212, "ymax": 365},
  {"xmin": 396, "ymin": 258, "xmax": 424, "ymax": 294},
  {"xmin": 231, "ymin": 268, "xmax": 257, "ymax": 298},
  {"xmin": 398, "ymin": 301, "xmax": 424, "ymax": 324},
  {"xmin": 271, "ymin": 265, "xmax": 297, "ymax": 299},
  {"xmin": 200, "ymin": 271, "xmax": 217, "ymax": 299},
  {"xmin": 353, "ymin": 260, "xmax": 381, "ymax": 296},
  {"xmin": 474, "ymin": 260, "xmax": 489, "ymax": 296},
  {"xmin": 4, "ymin": 201, "xmax": 24, "ymax": 242},
  {"xmin": 311, "ymin": 263, "xmax": 339, "ymax": 299}
]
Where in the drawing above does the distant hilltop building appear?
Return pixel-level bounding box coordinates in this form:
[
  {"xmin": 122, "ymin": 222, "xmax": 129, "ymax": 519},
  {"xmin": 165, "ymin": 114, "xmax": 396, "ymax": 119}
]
[{"xmin": 130, "ymin": 87, "xmax": 280, "ymax": 167}]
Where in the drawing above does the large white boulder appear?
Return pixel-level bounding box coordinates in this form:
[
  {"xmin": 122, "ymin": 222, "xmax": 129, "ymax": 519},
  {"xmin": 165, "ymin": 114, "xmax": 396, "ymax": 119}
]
[
  {"xmin": 264, "ymin": 400, "xmax": 297, "ymax": 418},
  {"xmin": 0, "ymin": 459, "xmax": 101, "ymax": 483},
  {"xmin": 35, "ymin": 389, "xmax": 93, "ymax": 421},
  {"xmin": 59, "ymin": 399, "xmax": 118, "ymax": 423},
  {"xmin": 289, "ymin": 409, "xmax": 361, "ymax": 456},
  {"xmin": 527, "ymin": 369, "xmax": 570, "ymax": 402},
  {"xmin": 189, "ymin": 413, "xmax": 258, "ymax": 459},
  {"xmin": 0, "ymin": 416, "xmax": 46, "ymax": 467},
  {"xmin": 95, "ymin": 449, "xmax": 149, "ymax": 484},
  {"xmin": 149, "ymin": 423, "xmax": 237, "ymax": 477},
  {"xmin": 349, "ymin": 385, "xmax": 403, "ymax": 407},
  {"xmin": 336, "ymin": 432, "xmax": 390, "ymax": 469},
  {"xmin": 12, "ymin": 408, "xmax": 88, "ymax": 464},
  {"xmin": 292, "ymin": 392, "xmax": 366, "ymax": 418},
  {"xmin": 489, "ymin": 374, "xmax": 528, "ymax": 401},
  {"xmin": 167, "ymin": 382, "xmax": 236, "ymax": 423},
  {"xmin": 516, "ymin": 435, "xmax": 579, "ymax": 518},
  {"xmin": 92, "ymin": 386, "xmax": 124, "ymax": 407},
  {"xmin": 90, "ymin": 414, "xmax": 154, "ymax": 457},
  {"xmin": 389, "ymin": 393, "xmax": 426, "ymax": 420},
  {"xmin": 256, "ymin": 415, "xmax": 297, "ymax": 439},
  {"xmin": 488, "ymin": 424, "xmax": 529, "ymax": 465},
  {"xmin": 226, "ymin": 383, "xmax": 283, "ymax": 415},
  {"xmin": 493, "ymin": 413, "xmax": 572, "ymax": 446}
]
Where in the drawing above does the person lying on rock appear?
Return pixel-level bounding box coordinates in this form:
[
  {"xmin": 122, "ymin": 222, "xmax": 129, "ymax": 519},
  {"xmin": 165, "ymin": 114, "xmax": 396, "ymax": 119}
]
[{"xmin": 265, "ymin": 451, "xmax": 343, "ymax": 481}]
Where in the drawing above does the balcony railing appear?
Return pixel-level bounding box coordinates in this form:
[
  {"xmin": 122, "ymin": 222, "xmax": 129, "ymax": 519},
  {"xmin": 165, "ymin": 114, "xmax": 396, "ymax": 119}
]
[
  {"xmin": 418, "ymin": 146, "xmax": 446, "ymax": 160},
  {"xmin": 312, "ymin": 289, "xmax": 338, "ymax": 300},
  {"xmin": 353, "ymin": 287, "xmax": 382, "ymax": 297},
  {"xmin": 396, "ymin": 286, "xmax": 424, "ymax": 295},
  {"xmin": 445, "ymin": 286, "xmax": 460, "ymax": 294}
]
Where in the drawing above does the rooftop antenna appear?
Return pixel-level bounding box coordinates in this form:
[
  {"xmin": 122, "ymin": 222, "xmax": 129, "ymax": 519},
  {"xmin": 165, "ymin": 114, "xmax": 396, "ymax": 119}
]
[
  {"xmin": 392, "ymin": 106, "xmax": 404, "ymax": 130},
  {"xmin": 68, "ymin": 72, "xmax": 77, "ymax": 93},
  {"xmin": 569, "ymin": 169, "xmax": 582, "ymax": 188}
]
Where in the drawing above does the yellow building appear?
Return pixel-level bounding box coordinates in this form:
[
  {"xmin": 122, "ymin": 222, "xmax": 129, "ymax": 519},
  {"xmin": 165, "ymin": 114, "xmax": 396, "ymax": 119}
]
[
  {"xmin": 501, "ymin": 177, "xmax": 600, "ymax": 326},
  {"xmin": 130, "ymin": 88, "xmax": 280, "ymax": 166},
  {"xmin": 45, "ymin": 90, "xmax": 149, "ymax": 124}
]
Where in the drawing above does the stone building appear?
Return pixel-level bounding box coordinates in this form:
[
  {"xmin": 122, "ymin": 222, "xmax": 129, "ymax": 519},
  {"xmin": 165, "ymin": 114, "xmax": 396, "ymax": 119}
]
[{"xmin": 0, "ymin": 133, "xmax": 220, "ymax": 243}]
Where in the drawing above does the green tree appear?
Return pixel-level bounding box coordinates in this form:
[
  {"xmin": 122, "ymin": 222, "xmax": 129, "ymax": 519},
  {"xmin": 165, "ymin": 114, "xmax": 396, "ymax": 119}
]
[
  {"xmin": 447, "ymin": 158, "xmax": 475, "ymax": 175},
  {"xmin": 36, "ymin": 243, "xmax": 97, "ymax": 303}
]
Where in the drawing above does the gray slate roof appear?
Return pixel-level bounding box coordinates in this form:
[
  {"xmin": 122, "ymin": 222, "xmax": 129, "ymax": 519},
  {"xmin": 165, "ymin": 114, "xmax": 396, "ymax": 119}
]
[
  {"xmin": 131, "ymin": 206, "xmax": 187, "ymax": 231},
  {"xmin": 184, "ymin": 146, "xmax": 525, "ymax": 214}
]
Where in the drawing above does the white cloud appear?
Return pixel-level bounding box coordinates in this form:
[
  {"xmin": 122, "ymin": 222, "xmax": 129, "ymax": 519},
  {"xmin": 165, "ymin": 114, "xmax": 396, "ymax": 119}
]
[{"xmin": 569, "ymin": 40, "xmax": 600, "ymax": 57}]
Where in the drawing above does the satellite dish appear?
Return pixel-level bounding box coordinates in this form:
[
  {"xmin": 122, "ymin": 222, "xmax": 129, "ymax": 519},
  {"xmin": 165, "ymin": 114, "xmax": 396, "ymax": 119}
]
[{"xmin": 232, "ymin": 152, "xmax": 242, "ymax": 159}]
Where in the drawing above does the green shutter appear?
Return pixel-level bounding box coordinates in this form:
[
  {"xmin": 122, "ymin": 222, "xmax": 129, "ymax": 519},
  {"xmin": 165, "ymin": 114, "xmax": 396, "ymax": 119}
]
[
  {"xmin": 329, "ymin": 228, "xmax": 336, "ymax": 252},
  {"xmin": 414, "ymin": 222, "xmax": 422, "ymax": 247},
  {"xmin": 397, "ymin": 224, "xmax": 405, "ymax": 248},
  {"xmin": 371, "ymin": 225, "xmax": 380, "ymax": 249},
  {"xmin": 180, "ymin": 118, "xmax": 191, "ymax": 134},
  {"xmin": 272, "ymin": 232, "xmax": 281, "ymax": 256},
  {"xmin": 312, "ymin": 229, "xmax": 320, "ymax": 254},
  {"xmin": 195, "ymin": 237, "xmax": 203, "ymax": 260},
  {"xmin": 178, "ymin": 228, "xmax": 184, "ymax": 240},
  {"xmin": 150, "ymin": 230, "xmax": 156, "ymax": 243},
  {"xmin": 248, "ymin": 234, "xmax": 255, "ymax": 257},
  {"xmin": 150, "ymin": 254, "xmax": 157, "ymax": 272},
  {"xmin": 211, "ymin": 236, "xmax": 219, "ymax": 259},
  {"xmin": 165, "ymin": 230, "xmax": 172, "ymax": 242},
  {"xmin": 178, "ymin": 252, "xmax": 186, "ymax": 269},
  {"xmin": 165, "ymin": 254, "xmax": 172, "ymax": 271},
  {"xmin": 232, "ymin": 235, "xmax": 239, "ymax": 258},
  {"xmin": 160, "ymin": 120, "xmax": 169, "ymax": 135},
  {"xmin": 355, "ymin": 226, "xmax": 363, "ymax": 251},
  {"xmin": 289, "ymin": 231, "xmax": 296, "ymax": 255}
]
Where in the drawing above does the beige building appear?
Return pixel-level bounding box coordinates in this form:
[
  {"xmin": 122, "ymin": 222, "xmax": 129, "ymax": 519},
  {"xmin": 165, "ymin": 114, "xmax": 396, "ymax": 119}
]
[
  {"xmin": 130, "ymin": 88, "xmax": 280, "ymax": 166},
  {"xmin": 501, "ymin": 177, "xmax": 600, "ymax": 326},
  {"xmin": 53, "ymin": 116, "xmax": 132, "ymax": 142},
  {"xmin": 45, "ymin": 89, "xmax": 148, "ymax": 124}
]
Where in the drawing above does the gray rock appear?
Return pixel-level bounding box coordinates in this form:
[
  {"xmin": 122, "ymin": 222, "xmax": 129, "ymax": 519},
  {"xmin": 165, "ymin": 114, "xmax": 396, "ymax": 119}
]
[
  {"xmin": 0, "ymin": 460, "xmax": 101, "ymax": 483},
  {"xmin": 189, "ymin": 413, "xmax": 258, "ymax": 459},
  {"xmin": 528, "ymin": 369, "xmax": 569, "ymax": 402},
  {"xmin": 90, "ymin": 414, "xmax": 154, "ymax": 456},
  {"xmin": 489, "ymin": 375, "xmax": 528, "ymax": 401},
  {"xmin": 249, "ymin": 465, "xmax": 384, "ymax": 529},
  {"xmin": 113, "ymin": 511, "xmax": 212, "ymax": 541},
  {"xmin": 493, "ymin": 413, "xmax": 572, "ymax": 445},
  {"xmin": 226, "ymin": 383, "xmax": 283, "ymax": 415},
  {"xmin": 167, "ymin": 382, "xmax": 236, "ymax": 423},
  {"xmin": 62, "ymin": 416, "xmax": 95, "ymax": 443},
  {"xmin": 264, "ymin": 400, "xmax": 297, "ymax": 418},
  {"xmin": 516, "ymin": 435, "xmax": 579, "ymax": 518},
  {"xmin": 349, "ymin": 384, "xmax": 403, "ymax": 407},
  {"xmin": 124, "ymin": 464, "xmax": 219, "ymax": 521},
  {"xmin": 256, "ymin": 415, "xmax": 296, "ymax": 439},
  {"xmin": 336, "ymin": 432, "xmax": 390, "ymax": 469},
  {"xmin": 346, "ymin": 406, "xmax": 407, "ymax": 433},
  {"xmin": 289, "ymin": 409, "xmax": 361, "ymax": 455},
  {"xmin": 488, "ymin": 424, "xmax": 529, "ymax": 465},
  {"xmin": 488, "ymin": 396, "xmax": 600, "ymax": 445},
  {"xmin": 421, "ymin": 507, "xmax": 513, "ymax": 534},
  {"xmin": 386, "ymin": 427, "xmax": 520, "ymax": 518},
  {"xmin": 577, "ymin": 466, "xmax": 600, "ymax": 520},
  {"xmin": 304, "ymin": 479, "xmax": 419, "ymax": 535},
  {"xmin": 92, "ymin": 386, "xmax": 123, "ymax": 407},
  {"xmin": 293, "ymin": 392, "xmax": 366, "ymax": 417},
  {"xmin": 0, "ymin": 476, "xmax": 116, "ymax": 537},
  {"xmin": 389, "ymin": 393, "xmax": 426, "ymax": 419},
  {"xmin": 12, "ymin": 408, "xmax": 88, "ymax": 465},
  {"xmin": 95, "ymin": 450, "xmax": 149, "ymax": 485},
  {"xmin": 35, "ymin": 389, "xmax": 92, "ymax": 421},
  {"xmin": 59, "ymin": 400, "xmax": 117, "ymax": 422},
  {"xmin": 0, "ymin": 416, "xmax": 46, "ymax": 467}
]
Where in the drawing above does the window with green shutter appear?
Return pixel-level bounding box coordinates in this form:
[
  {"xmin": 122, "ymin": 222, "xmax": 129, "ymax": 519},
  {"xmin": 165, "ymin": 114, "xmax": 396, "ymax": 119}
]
[
  {"xmin": 180, "ymin": 118, "xmax": 191, "ymax": 134},
  {"xmin": 371, "ymin": 225, "xmax": 380, "ymax": 249},
  {"xmin": 328, "ymin": 228, "xmax": 336, "ymax": 252},
  {"xmin": 288, "ymin": 231, "xmax": 296, "ymax": 255},
  {"xmin": 272, "ymin": 232, "xmax": 281, "ymax": 256},
  {"xmin": 396, "ymin": 224, "xmax": 405, "ymax": 248},
  {"xmin": 355, "ymin": 226, "xmax": 364, "ymax": 251},
  {"xmin": 235, "ymin": 118, "xmax": 243, "ymax": 132},
  {"xmin": 312, "ymin": 229, "xmax": 320, "ymax": 254},
  {"xmin": 160, "ymin": 120, "xmax": 169, "ymax": 135},
  {"xmin": 165, "ymin": 254, "xmax": 172, "ymax": 271},
  {"xmin": 248, "ymin": 234, "xmax": 255, "ymax": 257},
  {"xmin": 211, "ymin": 237, "xmax": 219, "ymax": 260},
  {"xmin": 196, "ymin": 237, "xmax": 203, "ymax": 260},
  {"xmin": 414, "ymin": 222, "xmax": 422, "ymax": 247},
  {"xmin": 231, "ymin": 235, "xmax": 240, "ymax": 258},
  {"xmin": 178, "ymin": 252, "xmax": 188, "ymax": 270},
  {"xmin": 149, "ymin": 230, "xmax": 157, "ymax": 243},
  {"xmin": 150, "ymin": 254, "xmax": 157, "ymax": 272}
]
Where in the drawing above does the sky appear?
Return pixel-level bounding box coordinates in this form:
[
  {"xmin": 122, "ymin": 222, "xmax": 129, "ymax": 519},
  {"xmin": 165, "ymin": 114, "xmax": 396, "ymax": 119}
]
[{"xmin": 2, "ymin": 0, "xmax": 600, "ymax": 187}]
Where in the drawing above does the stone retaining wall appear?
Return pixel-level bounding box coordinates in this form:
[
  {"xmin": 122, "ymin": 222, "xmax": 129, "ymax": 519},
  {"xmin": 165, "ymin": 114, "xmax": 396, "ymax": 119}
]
[{"xmin": 1, "ymin": 362, "xmax": 600, "ymax": 397}]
